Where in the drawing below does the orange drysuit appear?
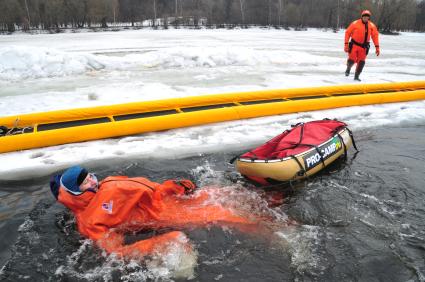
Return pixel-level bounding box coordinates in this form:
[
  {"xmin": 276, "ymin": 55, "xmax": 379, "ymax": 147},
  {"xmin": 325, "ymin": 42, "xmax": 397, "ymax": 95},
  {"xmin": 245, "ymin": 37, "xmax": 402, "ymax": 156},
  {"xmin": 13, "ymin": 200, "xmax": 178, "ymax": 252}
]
[
  {"xmin": 345, "ymin": 19, "xmax": 379, "ymax": 62},
  {"xmin": 55, "ymin": 176, "xmax": 256, "ymax": 258}
]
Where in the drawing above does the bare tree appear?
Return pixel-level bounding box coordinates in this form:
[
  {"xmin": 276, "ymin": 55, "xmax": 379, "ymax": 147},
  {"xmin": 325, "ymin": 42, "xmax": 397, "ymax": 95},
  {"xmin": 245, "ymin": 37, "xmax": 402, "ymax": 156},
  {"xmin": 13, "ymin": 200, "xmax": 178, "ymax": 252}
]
[
  {"xmin": 268, "ymin": 0, "xmax": 271, "ymax": 26},
  {"xmin": 153, "ymin": 0, "xmax": 157, "ymax": 26},
  {"xmin": 416, "ymin": 0, "xmax": 425, "ymax": 30},
  {"xmin": 336, "ymin": 0, "xmax": 340, "ymax": 30},
  {"xmin": 112, "ymin": 0, "xmax": 118, "ymax": 24},
  {"xmin": 378, "ymin": 0, "xmax": 406, "ymax": 32},
  {"xmin": 239, "ymin": 0, "xmax": 245, "ymax": 24},
  {"xmin": 23, "ymin": 0, "xmax": 31, "ymax": 28},
  {"xmin": 278, "ymin": 0, "xmax": 283, "ymax": 26}
]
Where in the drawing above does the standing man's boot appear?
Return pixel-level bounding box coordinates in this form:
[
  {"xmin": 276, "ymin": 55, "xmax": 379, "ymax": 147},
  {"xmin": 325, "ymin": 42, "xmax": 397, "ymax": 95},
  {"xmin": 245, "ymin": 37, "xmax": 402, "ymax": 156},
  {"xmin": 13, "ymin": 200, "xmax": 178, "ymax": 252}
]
[
  {"xmin": 354, "ymin": 60, "xmax": 365, "ymax": 81},
  {"xmin": 345, "ymin": 59, "xmax": 355, "ymax": 76}
]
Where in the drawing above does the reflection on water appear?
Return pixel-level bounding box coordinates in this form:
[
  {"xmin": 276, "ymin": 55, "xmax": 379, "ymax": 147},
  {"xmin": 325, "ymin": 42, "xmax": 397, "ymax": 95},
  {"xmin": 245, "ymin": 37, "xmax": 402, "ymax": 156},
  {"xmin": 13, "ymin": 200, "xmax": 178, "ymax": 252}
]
[{"xmin": 1, "ymin": 125, "xmax": 424, "ymax": 281}]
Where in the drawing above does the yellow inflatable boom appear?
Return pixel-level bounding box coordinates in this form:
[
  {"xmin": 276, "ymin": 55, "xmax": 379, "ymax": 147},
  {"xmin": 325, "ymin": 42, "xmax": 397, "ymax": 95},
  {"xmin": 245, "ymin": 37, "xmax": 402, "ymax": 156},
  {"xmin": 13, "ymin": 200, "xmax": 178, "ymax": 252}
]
[{"xmin": 1, "ymin": 81, "xmax": 424, "ymax": 153}]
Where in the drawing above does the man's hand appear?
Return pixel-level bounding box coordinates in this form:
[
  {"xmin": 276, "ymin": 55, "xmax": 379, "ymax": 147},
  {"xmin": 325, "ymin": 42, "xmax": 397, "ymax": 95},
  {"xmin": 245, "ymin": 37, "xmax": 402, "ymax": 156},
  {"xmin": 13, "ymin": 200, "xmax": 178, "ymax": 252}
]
[
  {"xmin": 375, "ymin": 46, "xmax": 380, "ymax": 56},
  {"xmin": 175, "ymin": 179, "xmax": 197, "ymax": 194},
  {"xmin": 344, "ymin": 43, "xmax": 349, "ymax": 53}
]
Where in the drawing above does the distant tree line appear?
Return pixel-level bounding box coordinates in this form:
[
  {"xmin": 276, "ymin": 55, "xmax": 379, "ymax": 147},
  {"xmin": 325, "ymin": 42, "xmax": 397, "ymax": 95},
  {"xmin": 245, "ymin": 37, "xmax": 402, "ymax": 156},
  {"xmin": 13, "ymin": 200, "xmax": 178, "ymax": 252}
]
[{"xmin": 0, "ymin": 0, "xmax": 424, "ymax": 33}]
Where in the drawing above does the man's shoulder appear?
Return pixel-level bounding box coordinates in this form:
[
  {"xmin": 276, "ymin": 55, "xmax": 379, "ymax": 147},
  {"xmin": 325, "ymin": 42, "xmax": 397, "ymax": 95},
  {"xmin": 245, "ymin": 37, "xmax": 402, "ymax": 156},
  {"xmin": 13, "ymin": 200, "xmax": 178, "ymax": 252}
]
[
  {"xmin": 369, "ymin": 21, "xmax": 378, "ymax": 29},
  {"xmin": 347, "ymin": 19, "xmax": 360, "ymax": 29},
  {"xmin": 351, "ymin": 19, "xmax": 360, "ymax": 25}
]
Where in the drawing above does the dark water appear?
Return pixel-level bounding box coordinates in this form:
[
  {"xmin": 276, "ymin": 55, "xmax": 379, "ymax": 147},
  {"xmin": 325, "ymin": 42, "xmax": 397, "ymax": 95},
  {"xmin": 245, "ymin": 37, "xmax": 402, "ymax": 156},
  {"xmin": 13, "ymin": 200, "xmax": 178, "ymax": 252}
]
[{"xmin": 0, "ymin": 125, "xmax": 424, "ymax": 281}]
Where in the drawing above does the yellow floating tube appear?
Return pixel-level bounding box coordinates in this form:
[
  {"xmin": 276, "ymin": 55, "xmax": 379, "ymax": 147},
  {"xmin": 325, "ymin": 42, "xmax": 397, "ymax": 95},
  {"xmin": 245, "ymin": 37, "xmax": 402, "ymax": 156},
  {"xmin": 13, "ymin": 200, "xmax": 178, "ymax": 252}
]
[
  {"xmin": 236, "ymin": 128, "xmax": 353, "ymax": 182},
  {"xmin": 0, "ymin": 81, "xmax": 425, "ymax": 154}
]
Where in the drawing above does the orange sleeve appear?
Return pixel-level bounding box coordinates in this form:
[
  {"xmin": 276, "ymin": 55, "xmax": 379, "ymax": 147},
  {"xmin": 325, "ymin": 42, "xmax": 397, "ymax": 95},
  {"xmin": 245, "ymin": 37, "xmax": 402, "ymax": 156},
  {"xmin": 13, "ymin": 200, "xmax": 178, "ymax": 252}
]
[
  {"xmin": 97, "ymin": 230, "xmax": 188, "ymax": 258},
  {"xmin": 345, "ymin": 21, "xmax": 355, "ymax": 44},
  {"xmin": 153, "ymin": 179, "xmax": 196, "ymax": 201},
  {"xmin": 371, "ymin": 23, "xmax": 380, "ymax": 47}
]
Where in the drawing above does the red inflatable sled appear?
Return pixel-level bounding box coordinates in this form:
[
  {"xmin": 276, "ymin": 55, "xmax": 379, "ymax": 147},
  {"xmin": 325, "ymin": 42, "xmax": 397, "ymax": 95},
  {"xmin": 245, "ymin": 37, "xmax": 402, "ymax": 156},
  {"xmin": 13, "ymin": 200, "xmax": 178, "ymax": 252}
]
[{"xmin": 234, "ymin": 119, "xmax": 358, "ymax": 185}]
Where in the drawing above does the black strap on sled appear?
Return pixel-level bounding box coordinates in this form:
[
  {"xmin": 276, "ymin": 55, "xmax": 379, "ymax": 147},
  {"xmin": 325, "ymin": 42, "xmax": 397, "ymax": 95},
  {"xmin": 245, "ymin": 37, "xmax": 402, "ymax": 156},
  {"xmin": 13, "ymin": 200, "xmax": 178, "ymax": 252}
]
[
  {"xmin": 263, "ymin": 127, "xmax": 299, "ymax": 159},
  {"xmin": 229, "ymin": 128, "xmax": 293, "ymax": 164},
  {"xmin": 293, "ymin": 122, "xmax": 305, "ymax": 147},
  {"xmin": 312, "ymin": 145, "xmax": 326, "ymax": 168},
  {"xmin": 345, "ymin": 128, "xmax": 359, "ymax": 151},
  {"xmin": 297, "ymin": 143, "xmax": 326, "ymax": 168},
  {"xmin": 295, "ymin": 142, "xmax": 326, "ymax": 168},
  {"xmin": 289, "ymin": 155, "xmax": 305, "ymax": 177},
  {"xmin": 229, "ymin": 155, "xmax": 238, "ymax": 164},
  {"xmin": 267, "ymin": 123, "xmax": 306, "ymax": 157},
  {"xmin": 336, "ymin": 132, "xmax": 348, "ymax": 160},
  {"xmin": 330, "ymin": 125, "xmax": 348, "ymax": 160},
  {"xmin": 332, "ymin": 125, "xmax": 358, "ymax": 153}
]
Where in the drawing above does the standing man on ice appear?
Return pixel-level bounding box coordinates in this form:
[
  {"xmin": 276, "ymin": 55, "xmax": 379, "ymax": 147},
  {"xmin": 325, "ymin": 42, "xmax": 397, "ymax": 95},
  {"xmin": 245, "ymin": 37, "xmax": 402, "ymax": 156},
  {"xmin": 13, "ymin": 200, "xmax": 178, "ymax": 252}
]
[{"xmin": 344, "ymin": 10, "xmax": 380, "ymax": 81}]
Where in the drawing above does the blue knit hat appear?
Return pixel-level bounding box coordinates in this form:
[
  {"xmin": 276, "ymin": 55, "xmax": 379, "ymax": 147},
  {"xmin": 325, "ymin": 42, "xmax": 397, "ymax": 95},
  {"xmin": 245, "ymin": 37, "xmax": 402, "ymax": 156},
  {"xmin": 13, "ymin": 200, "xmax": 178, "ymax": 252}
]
[{"xmin": 60, "ymin": 165, "xmax": 88, "ymax": 195}]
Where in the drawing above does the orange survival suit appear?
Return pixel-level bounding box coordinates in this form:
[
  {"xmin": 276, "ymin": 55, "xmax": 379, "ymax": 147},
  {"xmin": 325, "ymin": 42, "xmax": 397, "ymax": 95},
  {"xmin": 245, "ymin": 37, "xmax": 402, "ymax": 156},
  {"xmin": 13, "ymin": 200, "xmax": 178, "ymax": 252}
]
[
  {"xmin": 51, "ymin": 175, "xmax": 255, "ymax": 258},
  {"xmin": 344, "ymin": 10, "xmax": 380, "ymax": 81}
]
